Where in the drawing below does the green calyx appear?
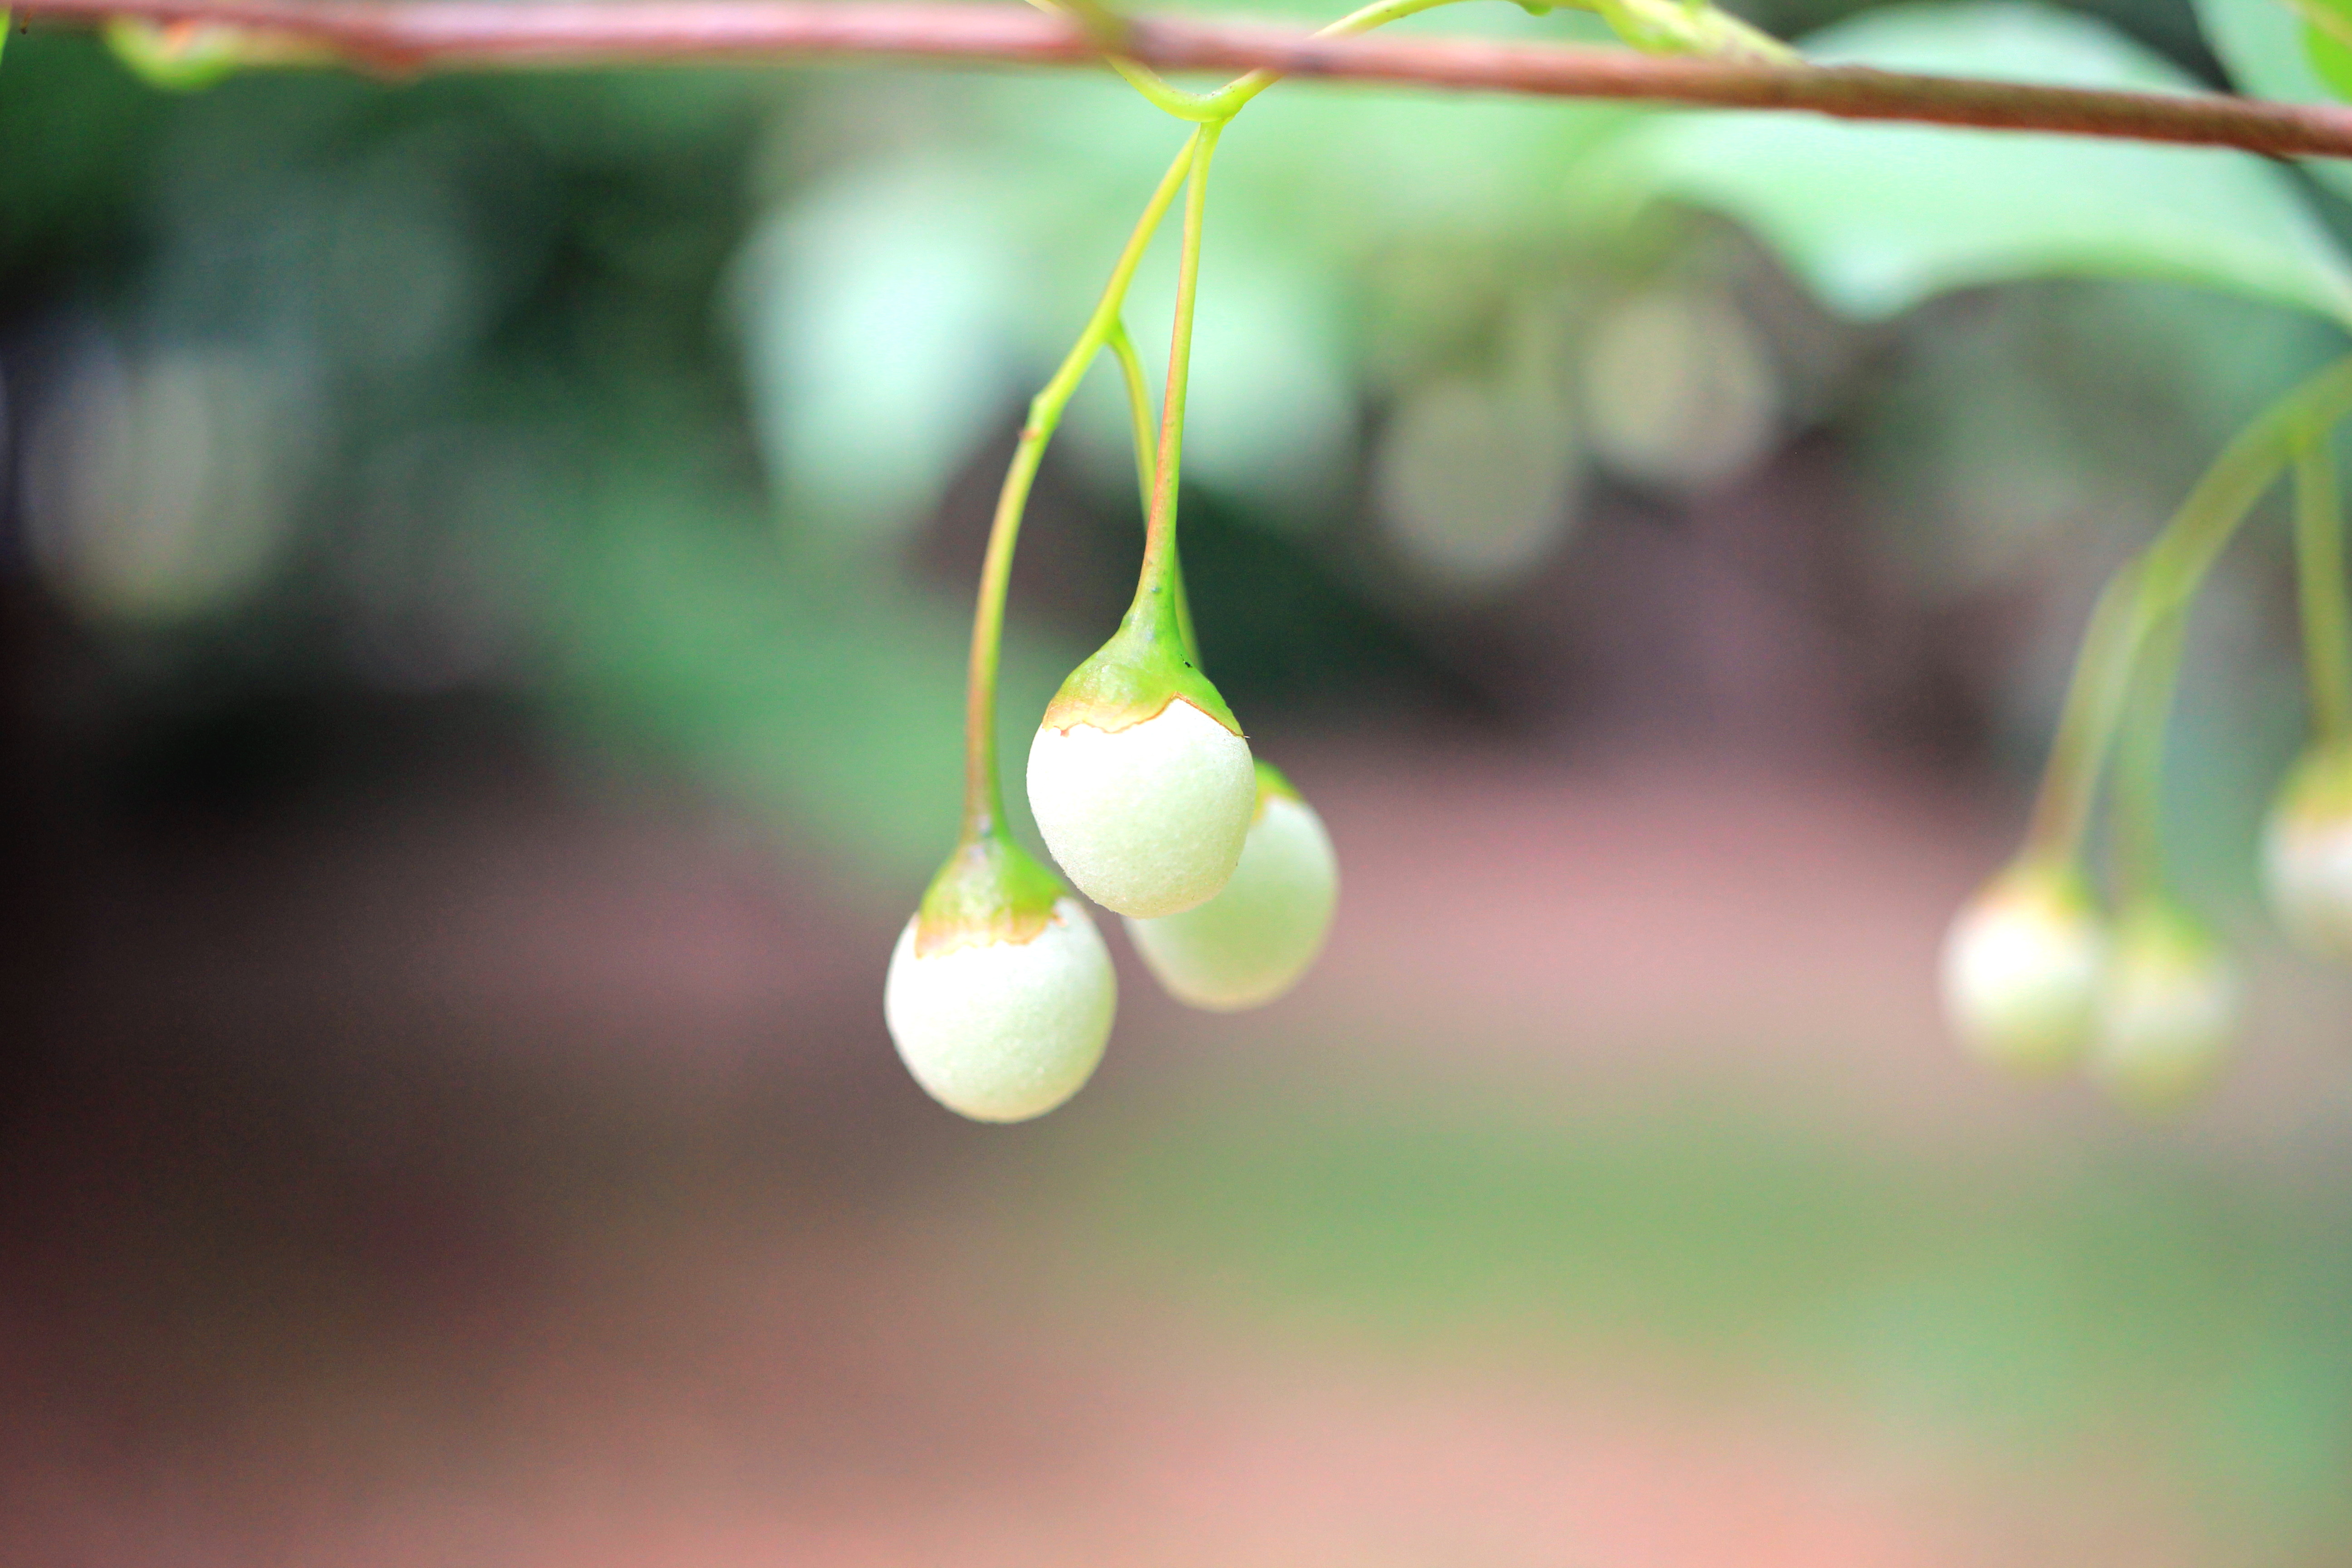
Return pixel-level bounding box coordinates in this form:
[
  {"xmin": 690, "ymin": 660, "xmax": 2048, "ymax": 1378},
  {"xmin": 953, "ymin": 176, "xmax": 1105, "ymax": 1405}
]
[
  {"xmin": 1253, "ymin": 759, "xmax": 1302, "ymax": 821},
  {"xmin": 1994, "ymin": 853, "xmax": 2102, "ymax": 923},
  {"xmin": 2277, "ymin": 737, "xmax": 2352, "ymax": 825},
  {"xmin": 1254, "ymin": 759, "xmax": 1301, "ymax": 804},
  {"xmin": 915, "ymin": 833, "xmax": 1067, "ymax": 957},
  {"xmin": 2112, "ymin": 897, "xmax": 2217, "ymax": 965},
  {"xmin": 1040, "ymin": 593, "xmax": 1241, "ymax": 737}
]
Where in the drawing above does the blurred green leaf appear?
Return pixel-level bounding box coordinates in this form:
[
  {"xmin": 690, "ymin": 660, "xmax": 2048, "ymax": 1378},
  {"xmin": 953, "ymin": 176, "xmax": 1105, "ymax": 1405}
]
[
  {"xmin": 543, "ymin": 477, "xmax": 1076, "ymax": 887},
  {"xmin": 1051, "ymin": 1084, "xmax": 2352, "ymax": 1543},
  {"xmin": 2297, "ymin": 0, "xmax": 2352, "ymax": 99},
  {"xmin": 1374, "ymin": 369, "xmax": 1583, "ymax": 591},
  {"xmin": 1606, "ymin": 0, "xmax": 2352, "ymax": 324},
  {"xmin": 735, "ymin": 154, "xmax": 1032, "ymax": 549},
  {"xmin": 740, "ymin": 59, "xmax": 1634, "ymax": 537},
  {"xmin": 2195, "ymin": 0, "xmax": 2352, "ymax": 201}
]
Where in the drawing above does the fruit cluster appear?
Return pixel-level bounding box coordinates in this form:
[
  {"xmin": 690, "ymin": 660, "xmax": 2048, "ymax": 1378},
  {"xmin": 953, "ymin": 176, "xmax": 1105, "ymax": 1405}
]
[
  {"xmin": 1941, "ymin": 381, "xmax": 2352, "ymax": 1109},
  {"xmin": 881, "ymin": 123, "xmax": 1340, "ymax": 1122},
  {"xmin": 887, "ymin": 722, "xmax": 1340, "ymax": 1123}
]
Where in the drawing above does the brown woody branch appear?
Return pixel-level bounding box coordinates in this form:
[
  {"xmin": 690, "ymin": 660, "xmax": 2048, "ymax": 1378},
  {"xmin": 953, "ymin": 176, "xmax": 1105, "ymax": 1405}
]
[{"xmin": 17, "ymin": 0, "xmax": 2352, "ymax": 161}]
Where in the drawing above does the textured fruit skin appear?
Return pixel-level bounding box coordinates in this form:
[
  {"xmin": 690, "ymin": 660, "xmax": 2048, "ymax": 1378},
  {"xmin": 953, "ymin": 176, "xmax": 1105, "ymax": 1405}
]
[
  {"xmin": 1127, "ymin": 788, "xmax": 1338, "ymax": 1010},
  {"xmin": 1940, "ymin": 862, "xmax": 2107, "ymax": 1074},
  {"xmin": 884, "ymin": 897, "xmax": 1115, "ymax": 1122},
  {"xmin": 1026, "ymin": 698, "xmax": 1255, "ymax": 918},
  {"xmin": 2090, "ymin": 908, "xmax": 2234, "ymax": 1111}
]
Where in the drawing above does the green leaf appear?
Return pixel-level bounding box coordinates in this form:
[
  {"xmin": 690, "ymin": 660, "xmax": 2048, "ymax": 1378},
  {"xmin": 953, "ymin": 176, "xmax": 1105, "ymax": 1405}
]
[
  {"xmin": 733, "ymin": 154, "xmax": 1030, "ymax": 549},
  {"xmin": 2298, "ymin": 0, "xmax": 2352, "ymax": 100},
  {"xmin": 543, "ymin": 476, "xmax": 1078, "ymax": 883},
  {"xmin": 2197, "ymin": 0, "xmax": 2348, "ymax": 105},
  {"xmin": 2195, "ymin": 0, "xmax": 2352, "ymax": 200},
  {"xmin": 1604, "ymin": 0, "xmax": 2352, "ymax": 326}
]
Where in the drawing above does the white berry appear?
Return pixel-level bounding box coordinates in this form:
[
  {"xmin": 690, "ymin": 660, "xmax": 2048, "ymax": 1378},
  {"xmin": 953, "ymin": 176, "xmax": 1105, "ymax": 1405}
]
[
  {"xmin": 2089, "ymin": 911, "xmax": 2234, "ymax": 1110},
  {"xmin": 2265, "ymin": 808, "xmax": 2352, "ymax": 963},
  {"xmin": 883, "ymin": 897, "xmax": 1115, "ymax": 1122},
  {"xmin": 1026, "ymin": 698, "xmax": 1256, "ymax": 918},
  {"xmin": 1940, "ymin": 863, "xmax": 2107, "ymax": 1075},
  {"xmin": 1127, "ymin": 786, "xmax": 1338, "ymax": 1010}
]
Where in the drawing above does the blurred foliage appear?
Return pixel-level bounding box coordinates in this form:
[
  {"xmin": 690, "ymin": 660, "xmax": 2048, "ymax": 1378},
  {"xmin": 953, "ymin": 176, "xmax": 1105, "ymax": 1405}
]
[
  {"xmin": 1037, "ymin": 1080, "xmax": 2352, "ymax": 1554},
  {"xmin": 4, "ymin": 0, "xmax": 2352, "ymax": 902},
  {"xmin": 10, "ymin": 11, "xmax": 2352, "ymax": 1553},
  {"xmin": 1603, "ymin": 2, "xmax": 2352, "ymax": 321}
]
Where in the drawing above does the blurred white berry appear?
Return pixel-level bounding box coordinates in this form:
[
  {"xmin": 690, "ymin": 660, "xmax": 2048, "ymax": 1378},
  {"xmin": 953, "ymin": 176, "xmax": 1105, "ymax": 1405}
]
[
  {"xmin": 884, "ymin": 897, "xmax": 1115, "ymax": 1122},
  {"xmin": 1940, "ymin": 860, "xmax": 2107, "ymax": 1075},
  {"xmin": 2263, "ymin": 743, "xmax": 2352, "ymax": 961},
  {"xmin": 2089, "ymin": 905, "xmax": 2234, "ymax": 1111},
  {"xmin": 1027, "ymin": 697, "xmax": 1255, "ymax": 918},
  {"xmin": 1126, "ymin": 764, "xmax": 1338, "ymax": 1010}
]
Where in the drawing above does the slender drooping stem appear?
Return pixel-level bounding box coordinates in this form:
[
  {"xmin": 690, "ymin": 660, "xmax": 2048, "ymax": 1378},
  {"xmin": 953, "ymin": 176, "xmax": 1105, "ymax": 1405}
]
[
  {"xmin": 2293, "ymin": 434, "xmax": 2352, "ymax": 745},
  {"xmin": 1105, "ymin": 318, "xmax": 1158, "ymax": 518},
  {"xmin": 2027, "ymin": 561, "xmax": 2148, "ymax": 863},
  {"xmin": 2112, "ymin": 608, "xmax": 2186, "ymax": 909},
  {"xmin": 1105, "ymin": 318, "xmax": 1201, "ymax": 663},
  {"xmin": 29, "ymin": 1, "xmax": 2352, "ymax": 162},
  {"xmin": 2024, "ymin": 357, "xmax": 2352, "ymax": 863},
  {"xmin": 960, "ymin": 133, "xmax": 1198, "ymax": 842},
  {"xmin": 1132, "ymin": 121, "xmax": 1220, "ymax": 636}
]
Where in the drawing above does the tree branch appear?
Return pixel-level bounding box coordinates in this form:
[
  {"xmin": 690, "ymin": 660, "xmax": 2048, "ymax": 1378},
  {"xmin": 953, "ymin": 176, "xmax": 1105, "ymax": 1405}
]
[{"xmin": 18, "ymin": 0, "xmax": 2352, "ymax": 161}]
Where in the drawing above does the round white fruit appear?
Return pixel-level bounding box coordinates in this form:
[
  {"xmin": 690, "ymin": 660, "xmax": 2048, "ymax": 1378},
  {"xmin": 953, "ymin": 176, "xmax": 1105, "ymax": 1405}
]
[
  {"xmin": 1127, "ymin": 791, "xmax": 1338, "ymax": 1010},
  {"xmin": 883, "ymin": 897, "xmax": 1116, "ymax": 1122},
  {"xmin": 1940, "ymin": 866, "xmax": 2106, "ymax": 1075},
  {"xmin": 2264, "ymin": 806, "xmax": 2352, "ymax": 961},
  {"xmin": 1026, "ymin": 698, "xmax": 1256, "ymax": 918},
  {"xmin": 2090, "ymin": 919, "xmax": 2234, "ymax": 1110}
]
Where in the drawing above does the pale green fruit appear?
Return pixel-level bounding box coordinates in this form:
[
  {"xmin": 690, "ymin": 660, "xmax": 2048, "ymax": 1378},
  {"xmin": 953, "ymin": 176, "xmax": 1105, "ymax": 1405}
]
[
  {"xmin": 883, "ymin": 897, "xmax": 1115, "ymax": 1122},
  {"xmin": 1126, "ymin": 778, "xmax": 1338, "ymax": 1010},
  {"xmin": 1940, "ymin": 861, "xmax": 2107, "ymax": 1075},
  {"xmin": 2089, "ymin": 906, "xmax": 2234, "ymax": 1111},
  {"xmin": 2264, "ymin": 744, "xmax": 2352, "ymax": 961},
  {"xmin": 1026, "ymin": 698, "xmax": 1255, "ymax": 918}
]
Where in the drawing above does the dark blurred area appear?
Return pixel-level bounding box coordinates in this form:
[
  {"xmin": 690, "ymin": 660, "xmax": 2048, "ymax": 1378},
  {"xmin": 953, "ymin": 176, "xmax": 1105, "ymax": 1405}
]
[{"xmin": 5, "ymin": 3, "xmax": 2352, "ymax": 1563}]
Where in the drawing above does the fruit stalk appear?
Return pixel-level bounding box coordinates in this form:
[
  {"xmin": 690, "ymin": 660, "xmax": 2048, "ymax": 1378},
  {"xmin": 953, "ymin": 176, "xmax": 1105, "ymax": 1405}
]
[
  {"xmin": 2112, "ymin": 608, "xmax": 2186, "ymax": 911},
  {"xmin": 957, "ymin": 132, "xmax": 1199, "ymax": 849},
  {"xmin": 2024, "ymin": 355, "xmax": 2352, "ymax": 866},
  {"xmin": 2293, "ymin": 434, "xmax": 2352, "ymax": 746},
  {"xmin": 1132, "ymin": 121, "xmax": 1221, "ymax": 641}
]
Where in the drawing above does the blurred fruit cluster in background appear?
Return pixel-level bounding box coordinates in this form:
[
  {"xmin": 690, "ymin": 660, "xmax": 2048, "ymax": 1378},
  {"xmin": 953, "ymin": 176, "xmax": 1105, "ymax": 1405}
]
[{"xmin": 5, "ymin": 0, "xmax": 2352, "ymax": 1562}]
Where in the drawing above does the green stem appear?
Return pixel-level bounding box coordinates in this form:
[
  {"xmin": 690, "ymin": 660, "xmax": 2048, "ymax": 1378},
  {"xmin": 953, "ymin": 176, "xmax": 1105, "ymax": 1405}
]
[
  {"xmin": 960, "ymin": 132, "xmax": 1199, "ymax": 843},
  {"xmin": 2024, "ymin": 354, "xmax": 2352, "ymax": 862},
  {"xmin": 2293, "ymin": 433, "xmax": 2352, "ymax": 744},
  {"xmin": 1106, "ymin": 317, "xmax": 1200, "ymax": 663},
  {"xmin": 2027, "ymin": 561, "xmax": 2146, "ymax": 863},
  {"xmin": 1105, "ymin": 317, "xmax": 1158, "ymax": 519},
  {"xmin": 2112, "ymin": 608, "xmax": 2186, "ymax": 910},
  {"xmin": 1130, "ymin": 121, "xmax": 1220, "ymax": 646}
]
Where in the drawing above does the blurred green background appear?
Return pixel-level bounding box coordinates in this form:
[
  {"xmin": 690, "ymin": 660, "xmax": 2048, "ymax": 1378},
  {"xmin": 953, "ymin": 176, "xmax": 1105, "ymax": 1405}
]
[{"xmin": 5, "ymin": 1, "xmax": 2352, "ymax": 1562}]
